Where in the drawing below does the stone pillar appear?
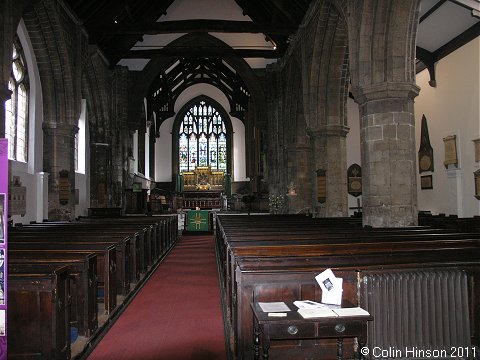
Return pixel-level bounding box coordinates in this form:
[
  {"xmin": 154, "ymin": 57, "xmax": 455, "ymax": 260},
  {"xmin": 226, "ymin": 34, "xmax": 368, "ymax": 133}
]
[
  {"xmin": 309, "ymin": 125, "xmax": 349, "ymax": 217},
  {"xmin": 286, "ymin": 144, "xmax": 312, "ymax": 214},
  {"xmin": 43, "ymin": 122, "xmax": 78, "ymax": 221},
  {"xmin": 354, "ymin": 83, "xmax": 420, "ymax": 227},
  {"xmin": 90, "ymin": 142, "xmax": 112, "ymax": 208}
]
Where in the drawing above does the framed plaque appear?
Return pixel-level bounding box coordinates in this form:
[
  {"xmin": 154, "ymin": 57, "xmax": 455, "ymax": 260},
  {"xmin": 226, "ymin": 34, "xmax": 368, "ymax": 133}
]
[
  {"xmin": 132, "ymin": 182, "xmax": 142, "ymax": 193},
  {"xmin": 347, "ymin": 164, "xmax": 362, "ymax": 197},
  {"xmin": 475, "ymin": 170, "xmax": 480, "ymax": 200},
  {"xmin": 316, "ymin": 169, "xmax": 326, "ymax": 203},
  {"xmin": 59, "ymin": 170, "xmax": 70, "ymax": 205},
  {"xmin": 8, "ymin": 176, "xmax": 26, "ymax": 216},
  {"xmin": 443, "ymin": 135, "xmax": 458, "ymax": 168},
  {"xmin": 420, "ymin": 175, "xmax": 433, "ymax": 190},
  {"xmin": 473, "ymin": 139, "xmax": 480, "ymax": 163}
]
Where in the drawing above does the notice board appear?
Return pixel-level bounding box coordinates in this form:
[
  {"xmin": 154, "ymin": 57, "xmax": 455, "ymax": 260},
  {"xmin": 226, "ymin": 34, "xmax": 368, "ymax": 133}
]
[{"xmin": 0, "ymin": 139, "xmax": 8, "ymax": 359}]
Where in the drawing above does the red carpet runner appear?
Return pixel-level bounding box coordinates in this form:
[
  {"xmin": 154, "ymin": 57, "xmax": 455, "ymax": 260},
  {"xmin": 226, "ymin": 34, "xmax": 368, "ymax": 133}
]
[{"xmin": 87, "ymin": 235, "xmax": 227, "ymax": 360}]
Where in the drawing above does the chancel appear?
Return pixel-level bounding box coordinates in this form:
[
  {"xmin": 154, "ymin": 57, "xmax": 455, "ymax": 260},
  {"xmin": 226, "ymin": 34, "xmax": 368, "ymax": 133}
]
[{"xmin": 1, "ymin": 0, "xmax": 479, "ymax": 359}]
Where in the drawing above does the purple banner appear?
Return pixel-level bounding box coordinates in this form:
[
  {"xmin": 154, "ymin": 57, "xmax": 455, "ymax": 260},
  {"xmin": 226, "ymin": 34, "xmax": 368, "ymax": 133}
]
[{"xmin": 0, "ymin": 139, "xmax": 7, "ymax": 359}]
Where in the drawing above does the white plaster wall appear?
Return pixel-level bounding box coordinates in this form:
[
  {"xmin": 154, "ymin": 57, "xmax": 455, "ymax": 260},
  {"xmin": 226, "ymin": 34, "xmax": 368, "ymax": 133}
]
[
  {"xmin": 75, "ymin": 100, "xmax": 90, "ymax": 218},
  {"xmin": 9, "ymin": 20, "xmax": 45, "ymax": 224},
  {"xmin": 154, "ymin": 83, "xmax": 247, "ymax": 182},
  {"xmin": 415, "ymin": 38, "xmax": 480, "ymax": 217}
]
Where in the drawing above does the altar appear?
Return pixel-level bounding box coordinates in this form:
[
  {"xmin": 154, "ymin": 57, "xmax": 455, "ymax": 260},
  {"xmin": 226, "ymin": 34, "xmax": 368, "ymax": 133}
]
[
  {"xmin": 185, "ymin": 209, "xmax": 212, "ymax": 232},
  {"xmin": 178, "ymin": 167, "xmax": 225, "ymax": 210}
]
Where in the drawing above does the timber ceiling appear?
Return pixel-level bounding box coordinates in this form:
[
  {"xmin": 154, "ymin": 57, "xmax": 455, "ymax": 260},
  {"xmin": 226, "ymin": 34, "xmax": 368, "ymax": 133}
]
[
  {"xmin": 64, "ymin": 0, "xmax": 479, "ymax": 78},
  {"xmin": 65, "ymin": 0, "xmax": 310, "ymax": 66}
]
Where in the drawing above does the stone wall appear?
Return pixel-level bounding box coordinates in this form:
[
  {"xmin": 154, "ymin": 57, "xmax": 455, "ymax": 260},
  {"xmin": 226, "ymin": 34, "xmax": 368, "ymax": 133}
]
[
  {"xmin": 3, "ymin": 0, "xmax": 131, "ymax": 220},
  {"xmin": 263, "ymin": 0, "xmax": 421, "ymax": 226}
]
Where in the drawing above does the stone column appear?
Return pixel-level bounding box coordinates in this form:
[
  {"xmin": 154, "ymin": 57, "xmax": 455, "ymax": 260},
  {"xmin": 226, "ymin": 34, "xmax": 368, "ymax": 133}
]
[
  {"xmin": 43, "ymin": 122, "xmax": 78, "ymax": 220},
  {"xmin": 286, "ymin": 144, "xmax": 313, "ymax": 214},
  {"xmin": 309, "ymin": 124, "xmax": 349, "ymax": 217},
  {"xmin": 90, "ymin": 142, "xmax": 112, "ymax": 208},
  {"xmin": 354, "ymin": 83, "xmax": 420, "ymax": 227}
]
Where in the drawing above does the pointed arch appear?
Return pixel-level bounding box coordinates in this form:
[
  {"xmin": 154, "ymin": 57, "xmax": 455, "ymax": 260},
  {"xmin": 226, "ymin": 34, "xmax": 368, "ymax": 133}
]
[{"xmin": 172, "ymin": 95, "xmax": 233, "ymax": 176}]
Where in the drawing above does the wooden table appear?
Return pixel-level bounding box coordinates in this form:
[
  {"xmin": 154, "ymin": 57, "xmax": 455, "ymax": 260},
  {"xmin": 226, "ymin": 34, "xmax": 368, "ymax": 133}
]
[{"xmin": 251, "ymin": 302, "xmax": 373, "ymax": 360}]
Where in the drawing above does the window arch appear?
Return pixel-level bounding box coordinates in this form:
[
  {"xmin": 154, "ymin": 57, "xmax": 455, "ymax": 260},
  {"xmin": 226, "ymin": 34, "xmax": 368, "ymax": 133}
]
[
  {"xmin": 174, "ymin": 96, "xmax": 232, "ymax": 175},
  {"xmin": 5, "ymin": 35, "xmax": 29, "ymax": 162}
]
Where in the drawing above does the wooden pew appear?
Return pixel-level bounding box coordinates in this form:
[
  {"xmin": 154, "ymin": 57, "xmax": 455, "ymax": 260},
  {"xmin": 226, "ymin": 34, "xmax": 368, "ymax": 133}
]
[
  {"xmin": 12, "ymin": 223, "xmax": 149, "ymax": 276},
  {"xmin": 214, "ymin": 215, "xmax": 480, "ymax": 360},
  {"xmin": 9, "ymin": 232, "xmax": 133, "ymax": 296},
  {"xmin": 8, "ymin": 265, "xmax": 71, "ymax": 360},
  {"xmin": 9, "ymin": 245, "xmax": 117, "ymax": 314},
  {"xmin": 9, "ymin": 254, "xmax": 97, "ymax": 337},
  {"xmin": 7, "ymin": 215, "xmax": 179, "ymax": 359}
]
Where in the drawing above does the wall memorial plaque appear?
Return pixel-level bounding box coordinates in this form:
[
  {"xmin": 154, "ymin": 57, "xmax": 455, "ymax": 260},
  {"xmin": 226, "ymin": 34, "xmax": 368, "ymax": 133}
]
[
  {"xmin": 59, "ymin": 170, "xmax": 70, "ymax": 205},
  {"xmin": 8, "ymin": 176, "xmax": 26, "ymax": 216},
  {"xmin": 421, "ymin": 175, "xmax": 433, "ymax": 190},
  {"xmin": 347, "ymin": 164, "xmax": 362, "ymax": 197},
  {"xmin": 418, "ymin": 115, "xmax": 434, "ymax": 173},
  {"xmin": 443, "ymin": 135, "xmax": 458, "ymax": 168},
  {"xmin": 473, "ymin": 139, "xmax": 480, "ymax": 163},
  {"xmin": 316, "ymin": 169, "xmax": 326, "ymax": 203},
  {"xmin": 475, "ymin": 169, "xmax": 480, "ymax": 200}
]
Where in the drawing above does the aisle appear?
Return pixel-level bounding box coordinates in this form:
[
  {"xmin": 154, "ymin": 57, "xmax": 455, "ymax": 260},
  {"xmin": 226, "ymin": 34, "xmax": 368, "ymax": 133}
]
[{"xmin": 87, "ymin": 234, "xmax": 227, "ymax": 360}]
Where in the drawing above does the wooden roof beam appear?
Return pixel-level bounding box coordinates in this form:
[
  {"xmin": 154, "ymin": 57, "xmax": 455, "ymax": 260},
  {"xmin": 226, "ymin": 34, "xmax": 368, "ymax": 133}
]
[
  {"xmin": 117, "ymin": 47, "xmax": 283, "ymax": 59},
  {"xmin": 101, "ymin": 19, "xmax": 296, "ymax": 35}
]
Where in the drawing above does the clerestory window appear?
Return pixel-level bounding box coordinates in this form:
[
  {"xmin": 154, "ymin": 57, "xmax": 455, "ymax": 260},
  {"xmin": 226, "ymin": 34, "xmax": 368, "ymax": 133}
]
[{"xmin": 5, "ymin": 36, "xmax": 29, "ymax": 162}]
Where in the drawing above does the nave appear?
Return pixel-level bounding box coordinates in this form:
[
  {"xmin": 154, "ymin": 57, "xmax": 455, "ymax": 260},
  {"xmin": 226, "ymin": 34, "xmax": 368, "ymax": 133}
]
[{"xmin": 85, "ymin": 234, "xmax": 227, "ymax": 360}]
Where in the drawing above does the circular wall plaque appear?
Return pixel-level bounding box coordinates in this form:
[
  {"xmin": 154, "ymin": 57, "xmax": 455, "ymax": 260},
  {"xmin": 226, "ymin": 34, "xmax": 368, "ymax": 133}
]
[{"xmin": 419, "ymin": 154, "xmax": 432, "ymax": 171}]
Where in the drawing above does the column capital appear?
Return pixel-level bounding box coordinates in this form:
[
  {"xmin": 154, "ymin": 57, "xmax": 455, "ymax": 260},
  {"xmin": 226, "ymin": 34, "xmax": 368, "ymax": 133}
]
[
  {"xmin": 307, "ymin": 124, "xmax": 350, "ymax": 138},
  {"xmin": 352, "ymin": 82, "xmax": 420, "ymax": 106},
  {"xmin": 42, "ymin": 122, "xmax": 79, "ymax": 136},
  {"xmin": 285, "ymin": 143, "xmax": 312, "ymax": 153}
]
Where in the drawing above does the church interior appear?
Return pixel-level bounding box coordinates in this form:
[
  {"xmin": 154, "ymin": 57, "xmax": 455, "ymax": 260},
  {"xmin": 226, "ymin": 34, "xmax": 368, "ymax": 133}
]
[{"xmin": 1, "ymin": 0, "xmax": 480, "ymax": 359}]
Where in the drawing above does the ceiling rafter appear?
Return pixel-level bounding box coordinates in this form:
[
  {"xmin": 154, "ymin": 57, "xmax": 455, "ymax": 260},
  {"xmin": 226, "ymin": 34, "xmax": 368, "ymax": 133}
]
[
  {"xmin": 147, "ymin": 57, "xmax": 250, "ymax": 135},
  {"xmin": 96, "ymin": 19, "xmax": 296, "ymax": 35},
  {"xmin": 419, "ymin": 0, "xmax": 448, "ymax": 23},
  {"xmin": 117, "ymin": 47, "xmax": 282, "ymax": 59}
]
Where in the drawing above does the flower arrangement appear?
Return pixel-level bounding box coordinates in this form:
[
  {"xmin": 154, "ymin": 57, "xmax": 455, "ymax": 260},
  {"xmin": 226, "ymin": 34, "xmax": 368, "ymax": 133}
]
[
  {"xmin": 268, "ymin": 194, "xmax": 286, "ymax": 214},
  {"xmin": 195, "ymin": 183, "xmax": 211, "ymax": 191}
]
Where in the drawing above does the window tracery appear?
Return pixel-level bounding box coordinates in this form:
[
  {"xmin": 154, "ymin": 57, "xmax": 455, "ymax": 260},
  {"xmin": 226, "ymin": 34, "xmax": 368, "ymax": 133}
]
[
  {"xmin": 178, "ymin": 100, "xmax": 227, "ymax": 173},
  {"xmin": 5, "ymin": 36, "xmax": 29, "ymax": 162}
]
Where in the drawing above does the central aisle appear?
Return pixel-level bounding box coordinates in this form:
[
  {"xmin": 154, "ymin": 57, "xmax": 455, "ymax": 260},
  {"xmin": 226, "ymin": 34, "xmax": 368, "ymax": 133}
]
[{"xmin": 87, "ymin": 234, "xmax": 227, "ymax": 360}]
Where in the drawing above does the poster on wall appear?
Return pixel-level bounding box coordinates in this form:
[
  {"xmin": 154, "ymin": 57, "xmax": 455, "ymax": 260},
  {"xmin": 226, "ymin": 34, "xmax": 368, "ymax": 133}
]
[{"xmin": 0, "ymin": 139, "xmax": 8, "ymax": 359}]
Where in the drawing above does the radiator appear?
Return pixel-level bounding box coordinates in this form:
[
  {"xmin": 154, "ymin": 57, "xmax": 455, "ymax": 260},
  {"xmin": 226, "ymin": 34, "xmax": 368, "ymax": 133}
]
[{"xmin": 362, "ymin": 270, "xmax": 471, "ymax": 358}]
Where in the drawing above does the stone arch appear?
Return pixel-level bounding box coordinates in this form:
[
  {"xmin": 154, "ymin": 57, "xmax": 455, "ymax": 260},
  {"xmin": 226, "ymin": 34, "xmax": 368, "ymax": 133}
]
[
  {"xmin": 344, "ymin": 0, "xmax": 422, "ymax": 227},
  {"xmin": 346, "ymin": 0, "xmax": 420, "ymax": 91},
  {"xmin": 21, "ymin": 0, "xmax": 84, "ymax": 220},
  {"xmin": 284, "ymin": 57, "xmax": 312, "ymax": 213},
  {"xmin": 128, "ymin": 33, "xmax": 265, "ymax": 132},
  {"xmin": 297, "ymin": 1, "xmax": 350, "ymax": 217},
  {"xmin": 22, "ymin": 0, "xmax": 79, "ymax": 128},
  {"xmin": 307, "ymin": 1, "xmax": 349, "ymax": 130},
  {"xmin": 82, "ymin": 50, "xmax": 111, "ymax": 144}
]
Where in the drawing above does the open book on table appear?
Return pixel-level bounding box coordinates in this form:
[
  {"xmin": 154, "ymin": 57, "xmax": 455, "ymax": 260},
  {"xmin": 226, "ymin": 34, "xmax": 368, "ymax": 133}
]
[{"xmin": 297, "ymin": 306, "xmax": 370, "ymax": 319}]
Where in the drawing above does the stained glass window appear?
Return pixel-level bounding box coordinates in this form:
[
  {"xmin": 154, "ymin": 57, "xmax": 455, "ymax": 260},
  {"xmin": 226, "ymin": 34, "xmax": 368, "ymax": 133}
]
[
  {"xmin": 5, "ymin": 36, "xmax": 29, "ymax": 162},
  {"xmin": 178, "ymin": 100, "xmax": 228, "ymax": 173}
]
